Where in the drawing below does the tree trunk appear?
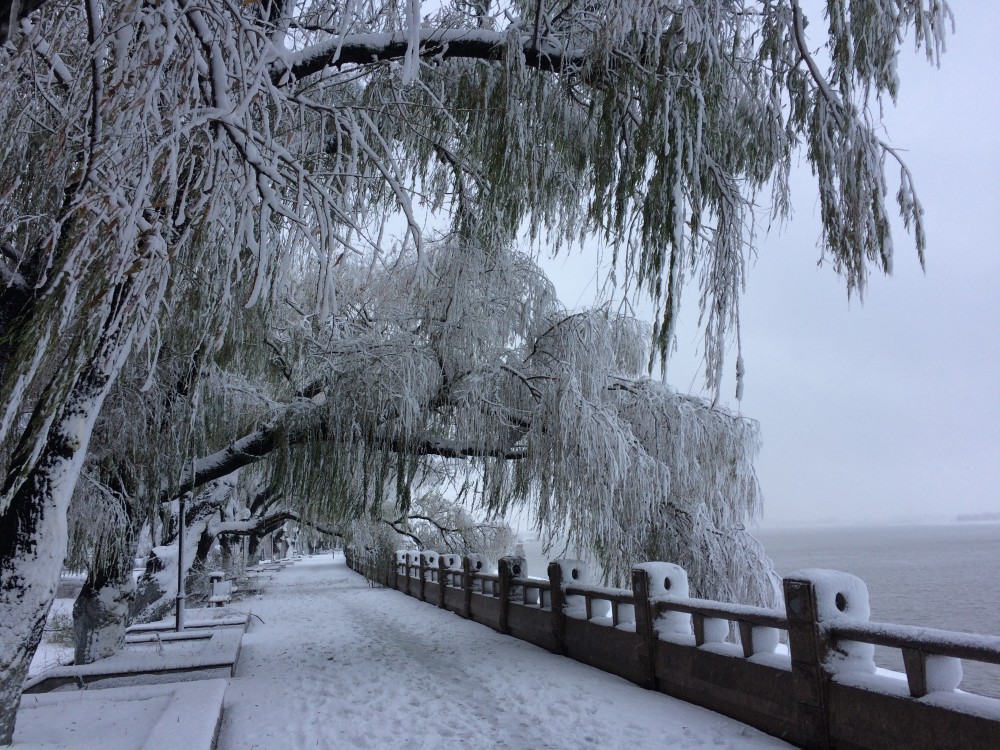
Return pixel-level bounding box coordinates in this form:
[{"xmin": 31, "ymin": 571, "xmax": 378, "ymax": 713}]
[
  {"xmin": 71, "ymin": 490, "xmax": 144, "ymax": 664},
  {"xmin": 195, "ymin": 525, "xmax": 215, "ymax": 570},
  {"xmin": 0, "ymin": 365, "xmax": 117, "ymax": 743},
  {"xmin": 72, "ymin": 562, "xmax": 136, "ymax": 664},
  {"xmin": 130, "ymin": 482, "xmax": 231, "ymax": 623},
  {"xmin": 219, "ymin": 534, "xmax": 235, "ymax": 571}
]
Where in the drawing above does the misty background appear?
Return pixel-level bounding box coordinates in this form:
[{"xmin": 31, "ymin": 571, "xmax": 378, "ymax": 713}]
[{"xmin": 540, "ymin": 2, "xmax": 1000, "ymax": 527}]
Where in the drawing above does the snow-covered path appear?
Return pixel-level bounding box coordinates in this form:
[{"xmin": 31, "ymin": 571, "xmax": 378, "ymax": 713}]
[{"xmin": 217, "ymin": 554, "xmax": 791, "ymax": 749}]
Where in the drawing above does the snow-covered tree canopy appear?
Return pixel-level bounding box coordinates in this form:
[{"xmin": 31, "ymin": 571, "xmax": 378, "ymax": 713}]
[
  {"xmin": 0, "ymin": 0, "xmax": 951, "ymax": 498},
  {"xmin": 147, "ymin": 239, "xmax": 770, "ymax": 600}
]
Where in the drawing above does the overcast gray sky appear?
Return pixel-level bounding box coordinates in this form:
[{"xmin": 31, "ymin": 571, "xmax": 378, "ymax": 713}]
[{"xmin": 542, "ymin": 2, "xmax": 1000, "ymax": 527}]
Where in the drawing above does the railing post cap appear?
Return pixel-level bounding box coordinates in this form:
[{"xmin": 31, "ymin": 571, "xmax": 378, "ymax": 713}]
[
  {"xmin": 465, "ymin": 553, "xmax": 490, "ymax": 573},
  {"xmin": 420, "ymin": 550, "xmax": 439, "ymax": 566},
  {"xmin": 552, "ymin": 559, "xmax": 589, "ymax": 585},
  {"xmin": 785, "ymin": 569, "xmax": 875, "ymax": 675},
  {"xmin": 500, "ymin": 555, "xmax": 527, "ymax": 578},
  {"xmin": 784, "ymin": 568, "xmax": 871, "ymax": 622},
  {"xmin": 633, "ymin": 562, "xmax": 689, "ymax": 598}
]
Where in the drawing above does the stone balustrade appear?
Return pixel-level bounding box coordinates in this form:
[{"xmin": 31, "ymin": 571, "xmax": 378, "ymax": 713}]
[{"xmin": 344, "ymin": 547, "xmax": 1000, "ymax": 749}]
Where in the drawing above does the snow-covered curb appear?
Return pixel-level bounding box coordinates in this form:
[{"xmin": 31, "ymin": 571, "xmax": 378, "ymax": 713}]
[
  {"xmin": 13, "ymin": 678, "xmax": 227, "ymax": 749},
  {"xmin": 23, "ymin": 627, "xmax": 245, "ymax": 693}
]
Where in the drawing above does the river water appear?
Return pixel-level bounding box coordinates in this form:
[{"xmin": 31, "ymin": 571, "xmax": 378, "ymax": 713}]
[{"xmin": 520, "ymin": 523, "xmax": 1000, "ymax": 698}]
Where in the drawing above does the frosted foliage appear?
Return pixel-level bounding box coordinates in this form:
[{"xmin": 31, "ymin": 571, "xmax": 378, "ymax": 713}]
[
  {"xmin": 254, "ymin": 240, "xmax": 775, "ymax": 605},
  {"xmin": 0, "ymin": 0, "xmax": 419, "ymax": 508},
  {"xmin": 519, "ymin": 371, "xmax": 775, "ymax": 603},
  {"xmin": 347, "ymin": 518, "xmax": 401, "ymax": 560},
  {"xmin": 0, "ymin": 0, "xmax": 941, "ymax": 448},
  {"xmin": 405, "ymin": 494, "xmax": 515, "ymax": 560},
  {"xmin": 0, "ymin": 0, "xmax": 950, "ymax": 516},
  {"xmin": 346, "ymin": 0, "xmax": 951, "ymax": 391}
]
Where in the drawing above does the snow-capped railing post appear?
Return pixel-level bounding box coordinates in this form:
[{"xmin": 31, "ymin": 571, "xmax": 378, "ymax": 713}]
[
  {"xmin": 782, "ymin": 575, "xmax": 830, "ymax": 747},
  {"xmin": 403, "ymin": 552, "xmax": 411, "ymax": 595},
  {"xmin": 406, "ymin": 551, "xmax": 421, "ymax": 597},
  {"xmin": 783, "ymin": 568, "xmax": 877, "ymax": 749},
  {"xmin": 423, "ymin": 552, "xmax": 439, "ymax": 603},
  {"xmin": 418, "ymin": 552, "xmax": 434, "ymax": 602},
  {"xmin": 425, "ymin": 552, "xmax": 439, "ymax": 584},
  {"xmin": 461, "ymin": 556, "xmax": 474, "ymax": 619},
  {"xmin": 437, "ymin": 555, "xmax": 447, "ymax": 609},
  {"xmin": 630, "ymin": 567, "xmax": 659, "ymax": 690},
  {"xmin": 498, "ymin": 557, "xmax": 514, "ymax": 635},
  {"xmin": 547, "ymin": 561, "xmax": 567, "ymax": 655},
  {"xmin": 394, "ymin": 551, "xmax": 407, "ymax": 589},
  {"xmin": 504, "ymin": 555, "xmax": 526, "ymax": 601},
  {"xmin": 417, "ymin": 552, "xmax": 426, "ymax": 600}
]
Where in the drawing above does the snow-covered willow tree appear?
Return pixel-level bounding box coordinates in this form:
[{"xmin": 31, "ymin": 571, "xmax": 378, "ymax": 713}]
[
  {"xmin": 276, "ymin": 240, "xmax": 774, "ymax": 599},
  {"xmin": 61, "ymin": 283, "xmax": 285, "ymax": 662},
  {"xmin": 0, "ymin": 0, "xmax": 951, "ymax": 739},
  {"xmin": 96, "ymin": 237, "xmax": 771, "ymax": 610},
  {"xmin": 0, "ymin": 0, "xmax": 393, "ymax": 732}
]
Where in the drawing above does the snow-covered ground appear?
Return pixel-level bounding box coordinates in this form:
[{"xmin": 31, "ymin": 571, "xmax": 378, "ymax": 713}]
[
  {"xmin": 217, "ymin": 553, "xmax": 790, "ymax": 749},
  {"xmin": 27, "ymin": 598, "xmax": 74, "ymax": 677}
]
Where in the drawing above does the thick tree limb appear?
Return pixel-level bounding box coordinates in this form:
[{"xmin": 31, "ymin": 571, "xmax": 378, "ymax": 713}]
[
  {"xmin": 381, "ymin": 518, "xmax": 422, "ymax": 547},
  {"xmin": 0, "ymin": 0, "xmax": 48, "ymax": 44},
  {"xmin": 178, "ymin": 402, "xmax": 327, "ymax": 492},
  {"xmin": 278, "ymin": 27, "xmax": 578, "ymax": 82},
  {"xmin": 180, "ymin": 406, "xmax": 527, "ymax": 498},
  {"xmin": 211, "ymin": 509, "xmax": 342, "ymax": 539},
  {"xmin": 378, "ymin": 432, "xmax": 528, "ymax": 461}
]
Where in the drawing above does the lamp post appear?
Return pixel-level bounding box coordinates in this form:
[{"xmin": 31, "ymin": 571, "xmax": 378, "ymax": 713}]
[{"xmin": 175, "ymin": 492, "xmax": 186, "ymax": 632}]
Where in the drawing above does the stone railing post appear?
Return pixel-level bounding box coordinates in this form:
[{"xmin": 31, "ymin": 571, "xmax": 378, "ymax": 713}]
[
  {"xmin": 438, "ymin": 555, "xmax": 447, "ymax": 609},
  {"xmin": 785, "ymin": 569, "xmax": 877, "ymax": 748},
  {"xmin": 498, "ymin": 558, "xmax": 513, "ymax": 634},
  {"xmin": 783, "ymin": 576, "xmax": 832, "ymax": 749},
  {"xmin": 394, "ymin": 551, "xmax": 407, "ymax": 591},
  {"xmin": 631, "ymin": 567, "xmax": 658, "ymax": 689},
  {"xmin": 418, "ymin": 553, "xmax": 427, "ymax": 601},
  {"xmin": 547, "ymin": 561, "xmax": 566, "ymax": 655},
  {"xmin": 462, "ymin": 556, "xmax": 474, "ymax": 619}
]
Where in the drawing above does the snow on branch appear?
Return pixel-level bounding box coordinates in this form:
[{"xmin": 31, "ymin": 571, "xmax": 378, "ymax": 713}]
[
  {"xmin": 210, "ymin": 509, "xmax": 342, "ymax": 539},
  {"xmin": 280, "ymin": 27, "xmax": 575, "ymax": 82}
]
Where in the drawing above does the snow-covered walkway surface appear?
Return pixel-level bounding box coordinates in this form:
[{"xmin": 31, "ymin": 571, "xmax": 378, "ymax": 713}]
[{"xmin": 218, "ymin": 554, "xmax": 790, "ymax": 749}]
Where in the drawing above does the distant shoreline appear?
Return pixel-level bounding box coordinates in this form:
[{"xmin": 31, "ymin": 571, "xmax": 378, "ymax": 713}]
[{"xmin": 751, "ymin": 517, "xmax": 1000, "ymax": 532}]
